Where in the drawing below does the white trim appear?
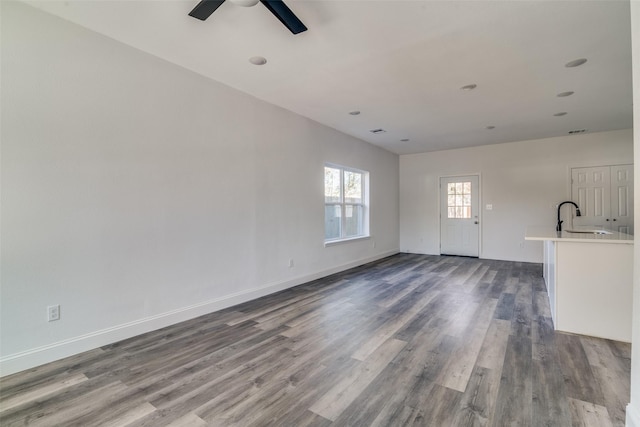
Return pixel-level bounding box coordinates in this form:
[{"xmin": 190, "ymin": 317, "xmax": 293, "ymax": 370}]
[
  {"xmin": 628, "ymin": 403, "xmax": 640, "ymax": 427},
  {"xmin": 324, "ymin": 235, "xmax": 371, "ymax": 247},
  {"xmin": 0, "ymin": 249, "xmax": 399, "ymax": 377},
  {"xmin": 324, "ymin": 162, "xmax": 367, "ymax": 176}
]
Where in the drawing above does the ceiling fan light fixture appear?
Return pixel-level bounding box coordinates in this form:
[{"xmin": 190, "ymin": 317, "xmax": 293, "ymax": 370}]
[
  {"xmin": 249, "ymin": 56, "xmax": 267, "ymax": 65},
  {"xmin": 565, "ymin": 58, "xmax": 587, "ymax": 68},
  {"xmin": 230, "ymin": 0, "xmax": 260, "ymax": 7},
  {"xmin": 188, "ymin": 0, "xmax": 307, "ymax": 34}
]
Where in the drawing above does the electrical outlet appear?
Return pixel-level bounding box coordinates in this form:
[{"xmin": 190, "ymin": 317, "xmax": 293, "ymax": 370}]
[
  {"xmin": 47, "ymin": 305, "xmax": 60, "ymax": 322},
  {"xmin": 288, "ymin": 258, "xmax": 294, "ymax": 268}
]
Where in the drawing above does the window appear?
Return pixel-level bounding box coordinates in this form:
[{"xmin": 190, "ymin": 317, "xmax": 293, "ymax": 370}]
[
  {"xmin": 447, "ymin": 181, "xmax": 472, "ymax": 219},
  {"xmin": 324, "ymin": 164, "xmax": 369, "ymax": 242}
]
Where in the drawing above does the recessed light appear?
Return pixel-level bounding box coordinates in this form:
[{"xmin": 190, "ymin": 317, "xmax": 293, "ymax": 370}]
[
  {"xmin": 370, "ymin": 128, "xmax": 386, "ymax": 134},
  {"xmin": 400, "ymin": 138, "xmax": 410, "ymax": 142},
  {"xmin": 557, "ymin": 91, "xmax": 574, "ymax": 97},
  {"xmin": 486, "ymin": 126, "xmax": 495, "ymax": 130},
  {"xmin": 461, "ymin": 84, "xmax": 477, "ymax": 91},
  {"xmin": 554, "ymin": 112, "xmax": 568, "ymax": 117},
  {"xmin": 565, "ymin": 58, "xmax": 587, "ymax": 68},
  {"xmin": 249, "ymin": 56, "xmax": 267, "ymax": 66},
  {"xmin": 569, "ymin": 129, "xmax": 587, "ymax": 134},
  {"xmin": 349, "ymin": 111, "xmax": 361, "ymax": 116}
]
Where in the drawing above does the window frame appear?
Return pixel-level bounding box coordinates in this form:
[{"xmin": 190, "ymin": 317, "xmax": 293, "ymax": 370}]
[{"xmin": 324, "ymin": 163, "xmax": 370, "ymax": 244}]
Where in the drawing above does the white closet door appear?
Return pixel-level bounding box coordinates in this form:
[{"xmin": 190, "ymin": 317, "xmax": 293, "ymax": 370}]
[
  {"xmin": 571, "ymin": 166, "xmax": 610, "ymax": 230},
  {"xmin": 610, "ymin": 165, "xmax": 634, "ymax": 234},
  {"xmin": 571, "ymin": 164, "xmax": 634, "ymax": 234}
]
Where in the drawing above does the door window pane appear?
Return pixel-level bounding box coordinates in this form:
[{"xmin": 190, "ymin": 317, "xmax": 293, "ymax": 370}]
[{"xmin": 447, "ymin": 181, "xmax": 472, "ymax": 219}]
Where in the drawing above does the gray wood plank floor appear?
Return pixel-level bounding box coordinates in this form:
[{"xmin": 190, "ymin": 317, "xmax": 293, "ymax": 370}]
[{"xmin": 0, "ymin": 254, "xmax": 631, "ymax": 426}]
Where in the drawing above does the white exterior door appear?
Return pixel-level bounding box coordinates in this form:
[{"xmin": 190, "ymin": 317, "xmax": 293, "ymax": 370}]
[
  {"xmin": 572, "ymin": 165, "xmax": 633, "ymax": 234},
  {"xmin": 440, "ymin": 175, "xmax": 479, "ymax": 257}
]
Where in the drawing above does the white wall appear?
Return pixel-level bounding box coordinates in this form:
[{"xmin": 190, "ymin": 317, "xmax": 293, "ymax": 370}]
[
  {"xmin": 400, "ymin": 129, "xmax": 633, "ymax": 262},
  {"xmin": 0, "ymin": 2, "xmax": 399, "ymax": 375},
  {"xmin": 627, "ymin": 2, "xmax": 639, "ymax": 426}
]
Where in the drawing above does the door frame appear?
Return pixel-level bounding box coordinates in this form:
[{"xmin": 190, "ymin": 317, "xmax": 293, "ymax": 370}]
[{"xmin": 438, "ymin": 173, "xmax": 482, "ymax": 257}]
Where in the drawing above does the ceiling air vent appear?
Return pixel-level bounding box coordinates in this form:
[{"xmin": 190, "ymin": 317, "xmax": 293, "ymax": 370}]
[
  {"xmin": 568, "ymin": 129, "xmax": 587, "ymax": 134},
  {"xmin": 370, "ymin": 128, "xmax": 387, "ymax": 134}
]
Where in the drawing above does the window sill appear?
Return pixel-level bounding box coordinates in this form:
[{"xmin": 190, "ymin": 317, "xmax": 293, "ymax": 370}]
[{"xmin": 324, "ymin": 235, "xmax": 370, "ymax": 247}]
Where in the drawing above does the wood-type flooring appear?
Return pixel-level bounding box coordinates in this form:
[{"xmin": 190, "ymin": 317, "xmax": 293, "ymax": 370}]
[{"xmin": 0, "ymin": 254, "xmax": 632, "ymax": 426}]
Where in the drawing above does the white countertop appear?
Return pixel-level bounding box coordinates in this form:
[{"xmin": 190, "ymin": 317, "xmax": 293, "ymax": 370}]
[{"xmin": 525, "ymin": 226, "xmax": 634, "ymax": 244}]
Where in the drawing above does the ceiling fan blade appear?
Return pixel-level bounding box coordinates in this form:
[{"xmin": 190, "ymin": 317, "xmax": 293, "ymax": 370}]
[
  {"xmin": 260, "ymin": 0, "xmax": 307, "ymax": 34},
  {"xmin": 189, "ymin": 0, "xmax": 226, "ymax": 21}
]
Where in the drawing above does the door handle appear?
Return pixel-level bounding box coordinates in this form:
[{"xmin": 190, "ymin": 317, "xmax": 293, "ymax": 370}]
[
  {"xmin": 613, "ymin": 218, "xmax": 617, "ymax": 221},
  {"xmin": 606, "ymin": 218, "xmax": 610, "ymax": 221}
]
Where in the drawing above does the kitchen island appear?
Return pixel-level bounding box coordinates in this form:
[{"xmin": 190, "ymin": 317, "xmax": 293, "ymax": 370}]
[{"xmin": 525, "ymin": 227, "xmax": 633, "ymax": 342}]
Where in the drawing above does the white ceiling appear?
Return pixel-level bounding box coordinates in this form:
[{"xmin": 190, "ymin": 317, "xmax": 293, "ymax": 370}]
[{"xmin": 27, "ymin": 0, "xmax": 633, "ymax": 155}]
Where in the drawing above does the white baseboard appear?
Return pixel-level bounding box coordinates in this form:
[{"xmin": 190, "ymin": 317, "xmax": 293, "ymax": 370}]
[
  {"xmin": 628, "ymin": 403, "xmax": 640, "ymax": 427},
  {"xmin": 0, "ymin": 250, "xmax": 398, "ymax": 377}
]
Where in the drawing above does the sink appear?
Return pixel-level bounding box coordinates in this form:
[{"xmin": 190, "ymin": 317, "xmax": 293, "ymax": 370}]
[{"xmin": 565, "ymin": 229, "xmax": 613, "ymax": 235}]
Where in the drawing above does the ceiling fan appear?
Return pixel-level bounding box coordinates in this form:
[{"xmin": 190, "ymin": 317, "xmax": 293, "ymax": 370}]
[{"xmin": 189, "ymin": 0, "xmax": 307, "ymax": 35}]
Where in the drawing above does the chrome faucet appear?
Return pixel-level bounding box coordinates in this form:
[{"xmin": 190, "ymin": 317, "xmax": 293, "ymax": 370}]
[{"xmin": 557, "ymin": 201, "xmax": 581, "ymax": 232}]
